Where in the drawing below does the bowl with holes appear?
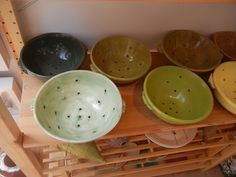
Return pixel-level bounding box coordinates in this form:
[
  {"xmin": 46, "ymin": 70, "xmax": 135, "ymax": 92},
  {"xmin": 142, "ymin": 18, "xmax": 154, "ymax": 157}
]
[
  {"xmin": 33, "ymin": 70, "xmax": 123, "ymax": 143},
  {"xmin": 209, "ymin": 61, "xmax": 236, "ymax": 114},
  {"xmin": 159, "ymin": 30, "xmax": 223, "ymax": 72},
  {"xmin": 19, "ymin": 33, "xmax": 86, "ymax": 79},
  {"xmin": 146, "ymin": 128, "xmax": 197, "ymax": 148},
  {"xmin": 143, "ymin": 66, "xmax": 213, "ymax": 124},
  {"xmin": 212, "ymin": 31, "xmax": 236, "ymax": 61},
  {"xmin": 90, "ymin": 35, "xmax": 152, "ymax": 84}
]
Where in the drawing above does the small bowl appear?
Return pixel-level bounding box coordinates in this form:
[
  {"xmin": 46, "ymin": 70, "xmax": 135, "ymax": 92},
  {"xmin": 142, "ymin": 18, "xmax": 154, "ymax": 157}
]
[
  {"xmin": 91, "ymin": 36, "xmax": 152, "ymax": 84},
  {"xmin": 34, "ymin": 70, "xmax": 123, "ymax": 143},
  {"xmin": 209, "ymin": 61, "xmax": 236, "ymax": 114},
  {"xmin": 19, "ymin": 33, "xmax": 86, "ymax": 79},
  {"xmin": 143, "ymin": 66, "xmax": 213, "ymax": 124},
  {"xmin": 212, "ymin": 31, "xmax": 236, "ymax": 61},
  {"xmin": 146, "ymin": 128, "xmax": 197, "ymax": 148},
  {"xmin": 159, "ymin": 30, "xmax": 223, "ymax": 72}
]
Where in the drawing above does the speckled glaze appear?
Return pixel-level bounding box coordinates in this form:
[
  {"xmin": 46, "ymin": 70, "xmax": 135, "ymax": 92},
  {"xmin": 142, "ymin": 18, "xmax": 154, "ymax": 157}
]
[
  {"xmin": 143, "ymin": 66, "xmax": 213, "ymax": 125},
  {"xmin": 213, "ymin": 31, "xmax": 236, "ymax": 61},
  {"xmin": 159, "ymin": 30, "xmax": 223, "ymax": 72},
  {"xmin": 33, "ymin": 70, "xmax": 123, "ymax": 143},
  {"xmin": 20, "ymin": 33, "xmax": 86, "ymax": 79},
  {"xmin": 209, "ymin": 61, "xmax": 236, "ymax": 114},
  {"xmin": 91, "ymin": 36, "xmax": 152, "ymax": 84}
]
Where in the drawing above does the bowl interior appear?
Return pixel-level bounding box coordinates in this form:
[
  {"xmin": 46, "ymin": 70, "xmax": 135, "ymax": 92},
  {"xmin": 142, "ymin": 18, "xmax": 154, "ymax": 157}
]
[
  {"xmin": 163, "ymin": 30, "xmax": 222, "ymax": 71},
  {"xmin": 145, "ymin": 66, "xmax": 213, "ymax": 121},
  {"xmin": 21, "ymin": 33, "xmax": 86, "ymax": 77},
  {"xmin": 213, "ymin": 61, "xmax": 236, "ymax": 104},
  {"xmin": 92, "ymin": 36, "xmax": 151, "ymax": 79},
  {"xmin": 35, "ymin": 71, "xmax": 122, "ymax": 143},
  {"xmin": 213, "ymin": 32, "xmax": 236, "ymax": 60}
]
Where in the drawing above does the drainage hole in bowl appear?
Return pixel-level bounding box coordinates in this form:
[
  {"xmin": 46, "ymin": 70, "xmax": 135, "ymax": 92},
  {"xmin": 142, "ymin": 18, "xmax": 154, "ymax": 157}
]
[
  {"xmin": 127, "ymin": 67, "xmax": 130, "ymax": 70},
  {"xmin": 113, "ymin": 108, "xmax": 115, "ymax": 111},
  {"xmin": 93, "ymin": 130, "xmax": 97, "ymax": 133},
  {"xmin": 98, "ymin": 100, "xmax": 101, "ymax": 104},
  {"xmin": 172, "ymin": 102, "xmax": 175, "ymax": 105},
  {"xmin": 78, "ymin": 115, "xmax": 82, "ymax": 119},
  {"xmin": 222, "ymin": 69, "xmax": 225, "ymax": 71},
  {"xmin": 118, "ymin": 69, "xmax": 121, "ymax": 71},
  {"xmin": 166, "ymin": 81, "xmax": 169, "ymax": 84},
  {"xmin": 88, "ymin": 116, "xmax": 91, "ymax": 119},
  {"xmin": 54, "ymin": 111, "xmax": 57, "ymax": 115},
  {"xmin": 58, "ymin": 126, "xmax": 61, "ymax": 129},
  {"xmin": 75, "ymin": 79, "xmax": 79, "ymax": 82},
  {"xmin": 77, "ymin": 124, "xmax": 80, "ymax": 128},
  {"xmin": 169, "ymin": 107, "xmax": 172, "ymax": 110},
  {"xmin": 104, "ymin": 89, "xmax": 107, "ymax": 93},
  {"xmin": 139, "ymin": 63, "xmax": 142, "ymax": 66},
  {"xmin": 102, "ymin": 114, "xmax": 106, "ymax": 117},
  {"xmin": 67, "ymin": 115, "xmax": 70, "ymax": 118},
  {"xmin": 79, "ymin": 108, "xmax": 82, "ymax": 111},
  {"xmin": 179, "ymin": 75, "xmax": 182, "ymax": 79},
  {"xmin": 174, "ymin": 90, "xmax": 177, "ymax": 93},
  {"xmin": 43, "ymin": 105, "xmax": 46, "ymax": 109},
  {"xmin": 48, "ymin": 126, "xmax": 51, "ymax": 129},
  {"xmin": 187, "ymin": 89, "xmax": 191, "ymax": 92},
  {"xmin": 176, "ymin": 111, "xmax": 178, "ymax": 114},
  {"xmin": 223, "ymin": 78, "xmax": 226, "ymax": 82},
  {"xmin": 77, "ymin": 92, "xmax": 80, "ymax": 95},
  {"xmin": 57, "ymin": 86, "xmax": 60, "ymax": 90}
]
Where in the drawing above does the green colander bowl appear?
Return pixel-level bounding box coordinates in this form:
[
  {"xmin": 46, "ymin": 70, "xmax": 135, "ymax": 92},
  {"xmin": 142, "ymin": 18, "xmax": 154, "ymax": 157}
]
[
  {"xmin": 143, "ymin": 66, "xmax": 213, "ymax": 124},
  {"xmin": 33, "ymin": 70, "xmax": 123, "ymax": 143},
  {"xmin": 91, "ymin": 36, "xmax": 152, "ymax": 84}
]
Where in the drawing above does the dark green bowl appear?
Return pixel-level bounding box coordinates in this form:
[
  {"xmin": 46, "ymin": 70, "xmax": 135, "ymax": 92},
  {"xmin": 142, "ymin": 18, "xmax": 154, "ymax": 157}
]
[{"xmin": 19, "ymin": 33, "xmax": 86, "ymax": 79}]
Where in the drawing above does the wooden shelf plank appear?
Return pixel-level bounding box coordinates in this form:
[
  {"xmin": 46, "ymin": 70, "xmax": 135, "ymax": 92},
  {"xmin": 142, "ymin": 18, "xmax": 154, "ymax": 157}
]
[{"xmin": 19, "ymin": 53, "xmax": 236, "ymax": 148}]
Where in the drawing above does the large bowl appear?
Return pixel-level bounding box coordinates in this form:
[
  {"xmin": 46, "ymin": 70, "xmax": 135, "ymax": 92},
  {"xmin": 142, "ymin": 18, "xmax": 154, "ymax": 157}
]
[
  {"xmin": 159, "ymin": 30, "xmax": 223, "ymax": 72},
  {"xmin": 212, "ymin": 31, "xmax": 236, "ymax": 61},
  {"xmin": 209, "ymin": 61, "xmax": 236, "ymax": 114},
  {"xmin": 91, "ymin": 36, "xmax": 152, "ymax": 84},
  {"xmin": 33, "ymin": 70, "xmax": 123, "ymax": 143},
  {"xmin": 143, "ymin": 66, "xmax": 213, "ymax": 124},
  {"xmin": 20, "ymin": 33, "xmax": 86, "ymax": 79}
]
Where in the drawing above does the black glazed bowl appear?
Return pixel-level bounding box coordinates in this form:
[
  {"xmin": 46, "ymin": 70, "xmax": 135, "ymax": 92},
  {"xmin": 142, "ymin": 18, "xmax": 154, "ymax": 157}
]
[{"xmin": 19, "ymin": 33, "xmax": 87, "ymax": 79}]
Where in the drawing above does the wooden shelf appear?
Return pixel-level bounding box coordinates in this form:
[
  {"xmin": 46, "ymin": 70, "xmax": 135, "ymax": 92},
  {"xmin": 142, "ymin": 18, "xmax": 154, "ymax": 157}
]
[{"xmin": 19, "ymin": 52, "xmax": 236, "ymax": 148}]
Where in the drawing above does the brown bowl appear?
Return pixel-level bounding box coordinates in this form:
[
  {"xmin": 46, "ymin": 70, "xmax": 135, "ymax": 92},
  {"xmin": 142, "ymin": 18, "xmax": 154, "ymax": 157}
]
[{"xmin": 213, "ymin": 31, "xmax": 236, "ymax": 61}]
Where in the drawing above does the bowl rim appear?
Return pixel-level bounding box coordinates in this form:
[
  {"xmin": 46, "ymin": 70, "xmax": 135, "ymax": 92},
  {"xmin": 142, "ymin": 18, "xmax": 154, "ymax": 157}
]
[
  {"xmin": 143, "ymin": 65, "xmax": 214, "ymax": 124},
  {"xmin": 160, "ymin": 30, "xmax": 223, "ymax": 72},
  {"xmin": 20, "ymin": 32, "xmax": 87, "ymax": 78},
  {"xmin": 90, "ymin": 35, "xmax": 152, "ymax": 82},
  {"xmin": 33, "ymin": 70, "xmax": 123, "ymax": 143},
  {"xmin": 211, "ymin": 61, "xmax": 236, "ymax": 107}
]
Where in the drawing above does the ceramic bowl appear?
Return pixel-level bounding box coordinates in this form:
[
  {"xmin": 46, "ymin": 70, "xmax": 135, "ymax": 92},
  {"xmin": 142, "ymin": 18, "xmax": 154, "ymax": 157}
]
[
  {"xmin": 19, "ymin": 33, "xmax": 86, "ymax": 79},
  {"xmin": 209, "ymin": 61, "xmax": 236, "ymax": 114},
  {"xmin": 212, "ymin": 31, "xmax": 236, "ymax": 61},
  {"xmin": 159, "ymin": 30, "xmax": 223, "ymax": 72},
  {"xmin": 143, "ymin": 66, "xmax": 213, "ymax": 124},
  {"xmin": 91, "ymin": 36, "xmax": 152, "ymax": 84},
  {"xmin": 146, "ymin": 128, "xmax": 197, "ymax": 148},
  {"xmin": 33, "ymin": 70, "xmax": 123, "ymax": 143}
]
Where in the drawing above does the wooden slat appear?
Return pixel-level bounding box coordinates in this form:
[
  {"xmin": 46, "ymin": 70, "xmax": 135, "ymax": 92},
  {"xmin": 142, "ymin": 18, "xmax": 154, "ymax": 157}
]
[
  {"xmin": 43, "ymin": 139, "xmax": 236, "ymax": 174},
  {"xmin": 95, "ymin": 156, "xmax": 216, "ymax": 177}
]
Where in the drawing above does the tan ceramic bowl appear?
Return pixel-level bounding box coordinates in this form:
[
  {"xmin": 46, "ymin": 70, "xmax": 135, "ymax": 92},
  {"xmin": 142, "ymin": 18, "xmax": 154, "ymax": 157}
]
[{"xmin": 159, "ymin": 30, "xmax": 223, "ymax": 72}]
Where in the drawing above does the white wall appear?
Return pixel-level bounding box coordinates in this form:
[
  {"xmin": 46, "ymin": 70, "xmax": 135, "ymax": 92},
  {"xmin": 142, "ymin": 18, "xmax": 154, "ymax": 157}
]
[{"xmin": 13, "ymin": 0, "xmax": 236, "ymax": 49}]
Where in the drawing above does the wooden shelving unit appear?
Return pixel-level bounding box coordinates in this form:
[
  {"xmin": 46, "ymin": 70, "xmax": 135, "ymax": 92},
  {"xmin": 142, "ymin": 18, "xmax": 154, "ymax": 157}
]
[{"xmin": 0, "ymin": 0, "xmax": 236, "ymax": 177}]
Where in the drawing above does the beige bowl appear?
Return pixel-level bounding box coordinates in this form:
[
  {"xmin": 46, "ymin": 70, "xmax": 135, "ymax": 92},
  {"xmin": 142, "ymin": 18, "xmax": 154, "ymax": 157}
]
[{"xmin": 209, "ymin": 61, "xmax": 236, "ymax": 114}]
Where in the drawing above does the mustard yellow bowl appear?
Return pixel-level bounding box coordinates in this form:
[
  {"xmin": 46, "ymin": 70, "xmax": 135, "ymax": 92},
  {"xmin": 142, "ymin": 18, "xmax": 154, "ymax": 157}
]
[
  {"xmin": 209, "ymin": 61, "xmax": 236, "ymax": 114},
  {"xmin": 91, "ymin": 36, "xmax": 152, "ymax": 84}
]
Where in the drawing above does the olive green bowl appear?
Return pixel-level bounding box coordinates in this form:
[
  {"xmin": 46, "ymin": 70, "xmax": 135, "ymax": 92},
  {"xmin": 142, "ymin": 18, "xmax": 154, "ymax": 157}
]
[
  {"xmin": 33, "ymin": 70, "xmax": 123, "ymax": 143},
  {"xmin": 91, "ymin": 36, "xmax": 152, "ymax": 84},
  {"xmin": 143, "ymin": 66, "xmax": 213, "ymax": 124},
  {"xmin": 159, "ymin": 30, "xmax": 223, "ymax": 72}
]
